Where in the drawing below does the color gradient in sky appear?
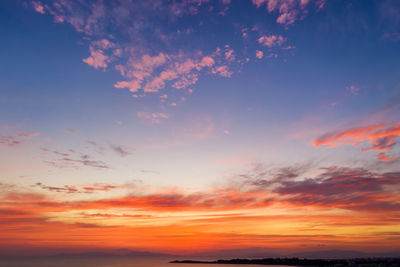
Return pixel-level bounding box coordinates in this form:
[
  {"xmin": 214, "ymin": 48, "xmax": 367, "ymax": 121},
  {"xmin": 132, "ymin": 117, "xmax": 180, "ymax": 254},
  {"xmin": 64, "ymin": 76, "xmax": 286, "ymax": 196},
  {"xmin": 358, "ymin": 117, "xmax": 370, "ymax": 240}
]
[{"xmin": 0, "ymin": 0, "xmax": 400, "ymax": 255}]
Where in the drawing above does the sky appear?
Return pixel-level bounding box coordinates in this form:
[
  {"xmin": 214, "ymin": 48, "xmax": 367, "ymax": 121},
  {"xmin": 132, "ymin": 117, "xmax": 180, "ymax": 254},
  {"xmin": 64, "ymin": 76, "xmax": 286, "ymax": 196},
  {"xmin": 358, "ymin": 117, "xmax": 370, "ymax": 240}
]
[{"xmin": 0, "ymin": 0, "xmax": 400, "ymax": 256}]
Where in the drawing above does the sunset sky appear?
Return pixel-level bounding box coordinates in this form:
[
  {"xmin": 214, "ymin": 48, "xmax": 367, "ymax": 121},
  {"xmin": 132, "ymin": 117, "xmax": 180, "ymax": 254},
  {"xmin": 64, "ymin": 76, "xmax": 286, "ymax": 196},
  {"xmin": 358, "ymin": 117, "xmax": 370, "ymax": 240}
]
[{"xmin": 0, "ymin": 0, "xmax": 400, "ymax": 255}]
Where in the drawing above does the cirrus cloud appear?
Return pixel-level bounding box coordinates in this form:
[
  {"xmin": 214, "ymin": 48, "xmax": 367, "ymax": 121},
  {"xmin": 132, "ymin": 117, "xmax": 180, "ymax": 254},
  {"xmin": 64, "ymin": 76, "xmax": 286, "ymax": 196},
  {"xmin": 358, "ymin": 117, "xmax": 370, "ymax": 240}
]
[{"xmin": 314, "ymin": 123, "xmax": 400, "ymax": 162}]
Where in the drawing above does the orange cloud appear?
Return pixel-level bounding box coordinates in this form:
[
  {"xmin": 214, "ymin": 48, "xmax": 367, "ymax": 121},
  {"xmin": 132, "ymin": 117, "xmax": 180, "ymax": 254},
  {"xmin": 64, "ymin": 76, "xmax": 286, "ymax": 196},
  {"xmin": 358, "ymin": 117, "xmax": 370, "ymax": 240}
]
[
  {"xmin": 0, "ymin": 164, "xmax": 399, "ymax": 254},
  {"xmin": 314, "ymin": 123, "xmax": 400, "ymax": 158},
  {"xmin": 377, "ymin": 152, "xmax": 399, "ymax": 162}
]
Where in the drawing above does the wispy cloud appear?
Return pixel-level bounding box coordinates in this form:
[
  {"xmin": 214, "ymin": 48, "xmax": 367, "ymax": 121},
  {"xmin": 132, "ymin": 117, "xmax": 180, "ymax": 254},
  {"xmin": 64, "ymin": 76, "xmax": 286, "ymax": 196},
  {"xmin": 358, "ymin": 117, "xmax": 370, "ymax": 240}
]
[
  {"xmin": 31, "ymin": 182, "xmax": 134, "ymax": 194},
  {"xmin": 110, "ymin": 144, "xmax": 133, "ymax": 157},
  {"xmin": 347, "ymin": 85, "xmax": 360, "ymax": 95},
  {"xmin": 3, "ymin": 164, "xmax": 399, "ymax": 213},
  {"xmin": 314, "ymin": 123, "xmax": 400, "ymax": 161},
  {"xmin": 137, "ymin": 112, "xmax": 169, "ymax": 124},
  {"xmin": 46, "ymin": 155, "xmax": 110, "ymax": 169},
  {"xmin": 0, "ymin": 131, "xmax": 39, "ymax": 147},
  {"xmin": 1, "ymin": 162, "xmax": 399, "ymax": 252},
  {"xmin": 66, "ymin": 128, "xmax": 80, "ymax": 135},
  {"xmin": 43, "ymin": 147, "xmax": 110, "ymax": 169}
]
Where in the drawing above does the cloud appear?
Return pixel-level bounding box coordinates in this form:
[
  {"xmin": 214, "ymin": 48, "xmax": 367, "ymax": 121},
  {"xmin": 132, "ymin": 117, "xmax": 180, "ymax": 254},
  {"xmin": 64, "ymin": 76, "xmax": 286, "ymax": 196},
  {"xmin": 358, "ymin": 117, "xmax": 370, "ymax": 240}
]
[
  {"xmin": 83, "ymin": 47, "xmax": 110, "ymax": 69},
  {"xmin": 110, "ymin": 145, "xmax": 133, "ymax": 157},
  {"xmin": 347, "ymin": 85, "xmax": 360, "ymax": 95},
  {"xmin": 41, "ymin": 148, "xmax": 72, "ymax": 157},
  {"xmin": 45, "ymin": 154, "xmax": 110, "ymax": 169},
  {"xmin": 115, "ymin": 52, "xmax": 229, "ymax": 95},
  {"xmin": 211, "ymin": 65, "xmax": 233, "ymax": 77},
  {"xmin": 240, "ymin": 165, "xmax": 400, "ymax": 212},
  {"xmin": 224, "ymin": 46, "xmax": 235, "ymax": 62},
  {"xmin": 0, "ymin": 131, "xmax": 39, "ymax": 147},
  {"xmin": 137, "ymin": 112, "xmax": 169, "ymax": 124},
  {"xmin": 66, "ymin": 128, "xmax": 80, "ymax": 135},
  {"xmin": 32, "ymin": 1, "xmax": 238, "ymax": 102},
  {"xmin": 32, "ymin": 1, "xmax": 45, "ymax": 14},
  {"xmin": 2, "ymin": 164, "xmax": 399, "ymax": 214},
  {"xmin": 256, "ymin": 50, "xmax": 264, "ymax": 59},
  {"xmin": 31, "ymin": 182, "xmax": 134, "ymax": 194},
  {"xmin": 1, "ymin": 163, "xmax": 399, "ymax": 252},
  {"xmin": 252, "ymin": 0, "xmax": 326, "ymax": 26},
  {"xmin": 377, "ymin": 152, "xmax": 399, "ymax": 162},
  {"xmin": 258, "ymin": 35, "xmax": 286, "ymax": 47},
  {"xmin": 313, "ymin": 123, "xmax": 400, "ymax": 159}
]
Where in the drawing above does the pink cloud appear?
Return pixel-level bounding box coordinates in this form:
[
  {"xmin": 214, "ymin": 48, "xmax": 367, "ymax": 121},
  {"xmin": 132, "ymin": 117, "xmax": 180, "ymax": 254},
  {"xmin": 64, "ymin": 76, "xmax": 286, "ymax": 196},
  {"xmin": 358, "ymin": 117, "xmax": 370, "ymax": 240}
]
[
  {"xmin": 137, "ymin": 112, "xmax": 169, "ymax": 124},
  {"xmin": 0, "ymin": 131, "xmax": 39, "ymax": 147},
  {"xmin": 256, "ymin": 50, "xmax": 264, "ymax": 59},
  {"xmin": 115, "ymin": 53, "xmax": 226, "ymax": 94},
  {"xmin": 347, "ymin": 85, "xmax": 360, "ymax": 95},
  {"xmin": 200, "ymin": 56, "xmax": 215, "ymax": 67},
  {"xmin": 252, "ymin": 0, "xmax": 326, "ymax": 26},
  {"xmin": 313, "ymin": 124, "xmax": 385, "ymax": 148},
  {"xmin": 83, "ymin": 48, "xmax": 109, "ymax": 69},
  {"xmin": 114, "ymin": 80, "xmax": 142, "ymax": 93},
  {"xmin": 276, "ymin": 11, "xmax": 298, "ymax": 25},
  {"xmin": 252, "ymin": 0, "xmax": 267, "ymax": 8},
  {"xmin": 212, "ymin": 65, "xmax": 233, "ymax": 77},
  {"xmin": 258, "ymin": 35, "xmax": 286, "ymax": 47},
  {"xmin": 377, "ymin": 153, "xmax": 398, "ymax": 162},
  {"xmin": 30, "ymin": 1, "xmax": 256, "ymax": 105},
  {"xmin": 224, "ymin": 46, "xmax": 235, "ymax": 62},
  {"xmin": 314, "ymin": 123, "xmax": 400, "ymax": 160},
  {"xmin": 32, "ymin": 1, "xmax": 45, "ymax": 14}
]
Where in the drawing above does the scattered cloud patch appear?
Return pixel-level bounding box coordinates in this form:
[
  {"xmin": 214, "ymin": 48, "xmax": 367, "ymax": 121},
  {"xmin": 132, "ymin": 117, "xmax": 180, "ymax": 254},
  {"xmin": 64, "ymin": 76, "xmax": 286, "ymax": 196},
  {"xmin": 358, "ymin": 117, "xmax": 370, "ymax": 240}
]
[
  {"xmin": 137, "ymin": 112, "xmax": 169, "ymax": 124},
  {"xmin": 110, "ymin": 145, "xmax": 133, "ymax": 157},
  {"xmin": 252, "ymin": 0, "xmax": 326, "ymax": 26},
  {"xmin": 346, "ymin": 85, "xmax": 360, "ymax": 95},
  {"xmin": 32, "ymin": 1, "xmax": 45, "ymax": 14},
  {"xmin": 32, "ymin": 1, "xmax": 239, "ymax": 103},
  {"xmin": 66, "ymin": 128, "xmax": 80, "ymax": 135},
  {"xmin": 258, "ymin": 35, "xmax": 286, "ymax": 48},
  {"xmin": 256, "ymin": 50, "xmax": 264, "ymax": 59},
  {"xmin": 0, "ymin": 131, "xmax": 39, "ymax": 147}
]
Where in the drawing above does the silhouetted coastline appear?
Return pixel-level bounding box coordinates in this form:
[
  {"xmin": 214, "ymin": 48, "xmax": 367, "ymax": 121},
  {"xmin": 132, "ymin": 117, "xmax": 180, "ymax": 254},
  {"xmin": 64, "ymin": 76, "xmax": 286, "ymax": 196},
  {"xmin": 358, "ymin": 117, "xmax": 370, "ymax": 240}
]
[{"xmin": 170, "ymin": 257, "xmax": 400, "ymax": 266}]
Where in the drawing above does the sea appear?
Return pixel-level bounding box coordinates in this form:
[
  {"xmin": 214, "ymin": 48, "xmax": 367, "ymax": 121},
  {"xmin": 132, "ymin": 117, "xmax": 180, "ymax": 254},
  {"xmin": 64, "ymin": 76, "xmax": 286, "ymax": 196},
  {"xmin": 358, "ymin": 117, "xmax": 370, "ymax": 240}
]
[{"xmin": 0, "ymin": 256, "xmax": 295, "ymax": 267}]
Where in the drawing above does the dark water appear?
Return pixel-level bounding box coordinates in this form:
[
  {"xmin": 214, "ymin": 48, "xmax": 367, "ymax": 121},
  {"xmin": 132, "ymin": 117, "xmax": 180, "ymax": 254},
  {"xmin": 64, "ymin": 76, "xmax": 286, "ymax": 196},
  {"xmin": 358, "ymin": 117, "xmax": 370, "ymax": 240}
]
[{"xmin": 0, "ymin": 256, "xmax": 294, "ymax": 267}]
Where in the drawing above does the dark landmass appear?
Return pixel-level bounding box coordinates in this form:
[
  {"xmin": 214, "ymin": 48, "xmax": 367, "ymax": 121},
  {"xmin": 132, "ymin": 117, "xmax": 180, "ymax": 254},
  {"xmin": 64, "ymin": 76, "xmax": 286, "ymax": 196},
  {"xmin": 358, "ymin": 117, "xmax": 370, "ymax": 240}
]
[{"xmin": 171, "ymin": 257, "xmax": 400, "ymax": 266}]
